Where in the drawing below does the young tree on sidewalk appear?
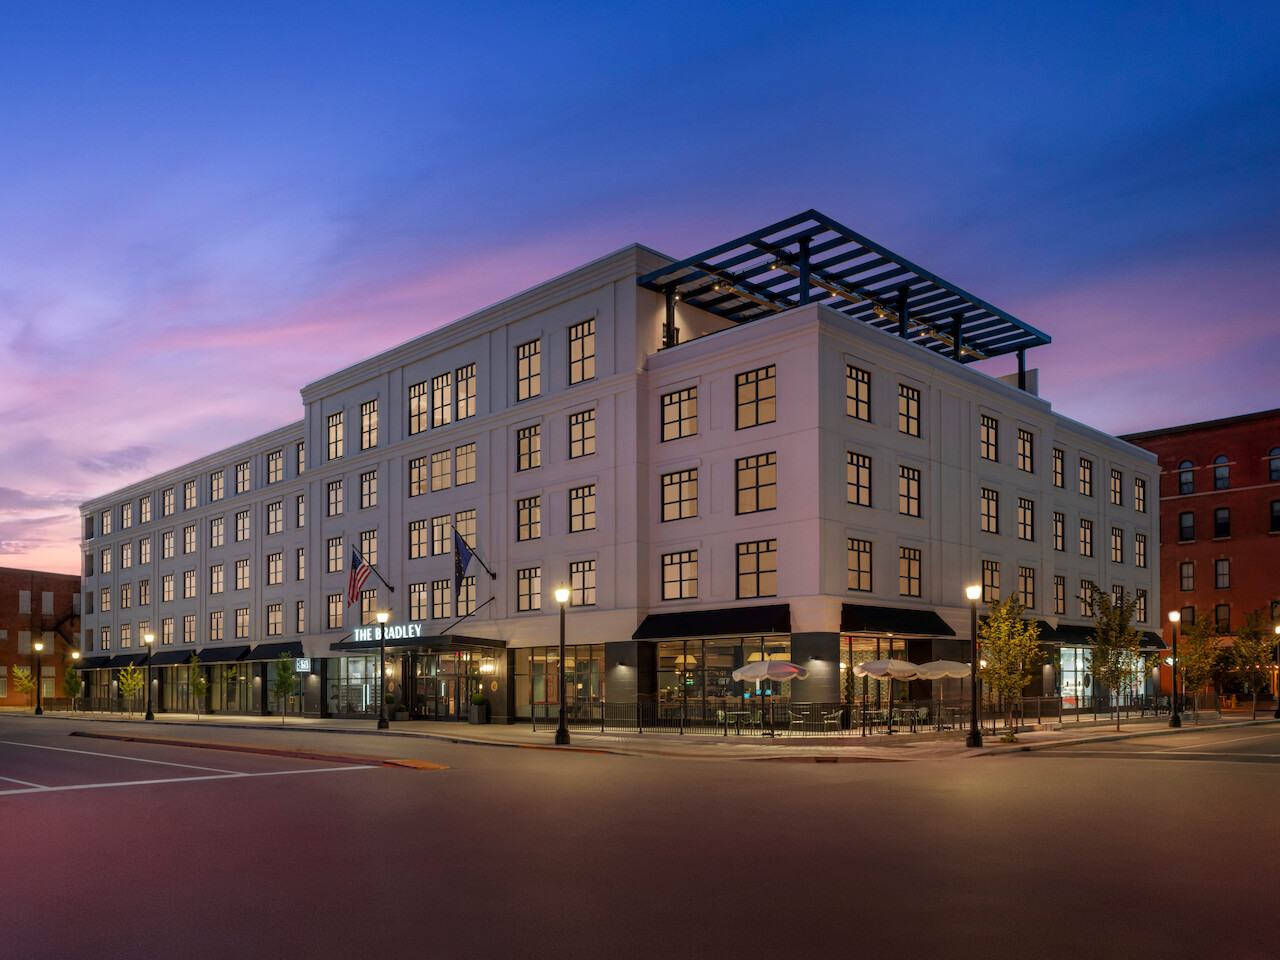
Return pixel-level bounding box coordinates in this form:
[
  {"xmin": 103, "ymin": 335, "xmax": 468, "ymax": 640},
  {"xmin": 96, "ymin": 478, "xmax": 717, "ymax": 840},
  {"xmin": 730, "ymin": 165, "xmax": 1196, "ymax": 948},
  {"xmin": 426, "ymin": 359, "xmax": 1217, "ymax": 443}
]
[
  {"xmin": 62, "ymin": 665, "xmax": 83, "ymax": 712},
  {"xmin": 117, "ymin": 663, "xmax": 144, "ymax": 718},
  {"xmin": 1178, "ymin": 617, "xmax": 1222, "ymax": 723},
  {"xmin": 187, "ymin": 655, "xmax": 209, "ymax": 721},
  {"xmin": 12, "ymin": 667, "xmax": 35, "ymax": 710},
  {"xmin": 1231, "ymin": 609, "xmax": 1274, "ymax": 721},
  {"xmin": 270, "ymin": 655, "xmax": 296, "ymax": 726},
  {"xmin": 977, "ymin": 594, "xmax": 1044, "ymax": 742},
  {"xmin": 1082, "ymin": 582, "xmax": 1144, "ymax": 732}
]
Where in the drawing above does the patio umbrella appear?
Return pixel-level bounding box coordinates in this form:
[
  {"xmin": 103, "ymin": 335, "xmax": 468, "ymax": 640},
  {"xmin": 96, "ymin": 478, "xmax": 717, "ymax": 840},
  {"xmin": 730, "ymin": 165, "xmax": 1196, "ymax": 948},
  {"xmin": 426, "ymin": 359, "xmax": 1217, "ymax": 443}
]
[
  {"xmin": 732, "ymin": 661, "xmax": 808, "ymax": 735},
  {"xmin": 915, "ymin": 660, "xmax": 970, "ymax": 679},
  {"xmin": 851, "ymin": 659, "xmax": 920, "ymax": 679}
]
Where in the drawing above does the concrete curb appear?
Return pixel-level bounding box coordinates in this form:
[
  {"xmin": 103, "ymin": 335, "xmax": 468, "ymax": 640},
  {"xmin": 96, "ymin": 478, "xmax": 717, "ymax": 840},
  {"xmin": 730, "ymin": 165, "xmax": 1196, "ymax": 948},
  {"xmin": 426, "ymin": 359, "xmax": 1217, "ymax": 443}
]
[{"xmin": 972, "ymin": 717, "xmax": 1279, "ymax": 756}]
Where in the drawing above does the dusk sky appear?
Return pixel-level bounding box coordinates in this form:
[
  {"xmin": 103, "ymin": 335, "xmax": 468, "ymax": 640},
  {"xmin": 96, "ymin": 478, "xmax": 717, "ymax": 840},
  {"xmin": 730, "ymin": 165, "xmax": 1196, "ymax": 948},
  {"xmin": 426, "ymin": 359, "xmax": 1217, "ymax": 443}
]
[{"xmin": 2, "ymin": 0, "xmax": 1278, "ymax": 575}]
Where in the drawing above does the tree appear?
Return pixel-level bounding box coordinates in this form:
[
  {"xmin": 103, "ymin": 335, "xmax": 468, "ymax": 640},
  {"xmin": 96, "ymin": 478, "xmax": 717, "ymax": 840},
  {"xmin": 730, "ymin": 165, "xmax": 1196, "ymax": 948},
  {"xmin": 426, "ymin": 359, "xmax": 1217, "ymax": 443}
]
[
  {"xmin": 12, "ymin": 667, "xmax": 36, "ymax": 709},
  {"xmin": 1231, "ymin": 609, "xmax": 1274, "ymax": 721},
  {"xmin": 1082, "ymin": 582, "xmax": 1144, "ymax": 732},
  {"xmin": 1178, "ymin": 616, "xmax": 1222, "ymax": 723},
  {"xmin": 977, "ymin": 593, "xmax": 1044, "ymax": 741},
  {"xmin": 270, "ymin": 655, "xmax": 296, "ymax": 725},
  {"xmin": 62, "ymin": 665, "xmax": 83, "ymax": 711},
  {"xmin": 117, "ymin": 663, "xmax": 145, "ymax": 718},
  {"xmin": 187, "ymin": 655, "xmax": 209, "ymax": 721}
]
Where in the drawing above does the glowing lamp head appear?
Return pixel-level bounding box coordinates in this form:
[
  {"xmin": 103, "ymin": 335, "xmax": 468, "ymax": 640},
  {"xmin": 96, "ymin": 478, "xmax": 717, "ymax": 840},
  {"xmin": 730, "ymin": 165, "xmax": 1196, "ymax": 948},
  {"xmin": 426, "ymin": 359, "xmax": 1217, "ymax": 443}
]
[
  {"xmin": 554, "ymin": 587, "xmax": 570, "ymax": 605},
  {"xmin": 376, "ymin": 611, "xmax": 389, "ymax": 625},
  {"xmin": 143, "ymin": 634, "xmax": 154, "ymax": 646},
  {"xmin": 965, "ymin": 586, "xmax": 982, "ymax": 601},
  {"xmin": 1168, "ymin": 611, "xmax": 1180, "ymax": 624},
  {"xmin": 33, "ymin": 641, "xmax": 44, "ymax": 652},
  {"xmin": 72, "ymin": 651, "xmax": 80, "ymax": 660}
]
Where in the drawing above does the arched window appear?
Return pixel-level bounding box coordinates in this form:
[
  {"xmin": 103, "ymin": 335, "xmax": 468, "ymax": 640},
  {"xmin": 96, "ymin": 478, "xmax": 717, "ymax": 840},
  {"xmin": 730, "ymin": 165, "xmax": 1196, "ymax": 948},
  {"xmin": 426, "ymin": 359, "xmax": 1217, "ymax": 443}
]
[
  {"xmin": 1213, "ymin": 455, "xmax": 1229, "ymax": 490},
  {"xmin": 1270, "ymin": 447, "xmax": 1279, "ymax": 483},
  {"xmin": 1178, "ymin": 460, "xmax": 1193, "ymax": 495}
]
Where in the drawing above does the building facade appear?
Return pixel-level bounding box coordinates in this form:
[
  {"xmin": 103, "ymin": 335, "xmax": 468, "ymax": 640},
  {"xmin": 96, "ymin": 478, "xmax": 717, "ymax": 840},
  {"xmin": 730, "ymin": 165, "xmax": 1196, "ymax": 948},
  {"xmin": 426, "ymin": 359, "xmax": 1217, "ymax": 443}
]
[
  {"xmin": 0, "ymin": 566, "xmax": 81, "ymax": 711},
  {"xmin": 1121, "ymin": 408, "xmax": 1280, "ymax": 694},
  {"xmin": 78, "ymin": 211, "xmax": 1161, "ymax": 721}
]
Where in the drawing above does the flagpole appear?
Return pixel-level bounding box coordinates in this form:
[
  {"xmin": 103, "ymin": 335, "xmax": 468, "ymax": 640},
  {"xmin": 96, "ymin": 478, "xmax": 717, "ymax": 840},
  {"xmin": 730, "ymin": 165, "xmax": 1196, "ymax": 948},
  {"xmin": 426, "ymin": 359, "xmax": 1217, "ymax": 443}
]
[
  {"xmin": 352, "ymin": 546, "xmax": 396, "ymax": 593},
  {"xmin": 438, "ymin": 596, "xmax": 496, "ymax": 636}
]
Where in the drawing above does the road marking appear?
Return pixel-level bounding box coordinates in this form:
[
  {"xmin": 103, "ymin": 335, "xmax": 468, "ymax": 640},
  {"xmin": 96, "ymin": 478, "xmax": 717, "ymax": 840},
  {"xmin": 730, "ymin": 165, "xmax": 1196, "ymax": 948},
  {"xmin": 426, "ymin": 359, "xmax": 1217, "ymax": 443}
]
[
  {"xmin": 0, "ymin": 775, "xmax": 45, "ymax": 787},
  {"xmin": 1168, "ymin": 732, "xmax": 1279, "ymax": 751},
  {"xmin": 0, "ymin": 765, "xmax": 374, "ymax": 797},
  {"xmin": 0, "ymin": 738, "xmax": 238, "ymax": 774}
]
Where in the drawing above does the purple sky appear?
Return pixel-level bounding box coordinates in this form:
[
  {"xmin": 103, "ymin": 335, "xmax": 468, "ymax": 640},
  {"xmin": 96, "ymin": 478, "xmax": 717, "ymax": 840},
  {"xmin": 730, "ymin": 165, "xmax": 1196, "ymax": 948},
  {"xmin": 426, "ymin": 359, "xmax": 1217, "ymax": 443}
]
[{"xmin": 3, "ymin": 1, "xmax": 1278, "ymax": 575}]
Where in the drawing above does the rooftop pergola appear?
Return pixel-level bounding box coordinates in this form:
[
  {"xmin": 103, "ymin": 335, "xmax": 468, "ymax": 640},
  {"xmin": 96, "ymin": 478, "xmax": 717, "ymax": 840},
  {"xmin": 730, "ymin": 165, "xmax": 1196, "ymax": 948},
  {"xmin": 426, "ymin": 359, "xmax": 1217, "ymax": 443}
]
[{"xmin": 638, "ymin": 209, "xmax": 1050, "ymax": 366}]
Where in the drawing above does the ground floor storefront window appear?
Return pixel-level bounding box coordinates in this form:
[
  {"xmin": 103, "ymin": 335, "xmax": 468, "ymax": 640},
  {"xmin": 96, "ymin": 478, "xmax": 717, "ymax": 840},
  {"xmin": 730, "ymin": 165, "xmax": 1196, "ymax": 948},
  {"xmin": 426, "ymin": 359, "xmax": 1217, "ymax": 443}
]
[
  {"xmin": 209, "ymin": 663, "xmax": 254, "ymax": 714},
  {"xmin": 513, "ymin": 645, "xmax": 604, "ymax": 720},
  {"xmin": 328, "ymin": 655, "xmax": 378, "ymax": 716},
  {"xmin": 656, "ymin": 637, "xmax": 791, "ymax": 709}
]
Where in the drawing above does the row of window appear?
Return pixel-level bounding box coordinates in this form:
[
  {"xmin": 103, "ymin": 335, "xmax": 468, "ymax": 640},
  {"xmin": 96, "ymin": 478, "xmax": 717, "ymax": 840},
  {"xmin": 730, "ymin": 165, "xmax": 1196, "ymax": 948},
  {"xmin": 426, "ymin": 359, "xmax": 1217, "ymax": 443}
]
[
  {"xmin": 1179, "ymin": 558, "xmax": 1243, "ymax": 592},
  {"xmin": 87, "ymin": 446, "xmax": 304, "ymax": 539},
  {"xmin": 1176, "ymin": 449, "xmax": 1280, "ymax": 494},
  {"xmin": 976, "ymin": 490, "xmax": 1149, "ymax": 565},
  {"xmin": 1176, "ymin": 502, "xmax": 1280, "ymax": 540},
  {"xmin": 1171, "ymin": 602, "xmax": 1280, "ymax": 635}
]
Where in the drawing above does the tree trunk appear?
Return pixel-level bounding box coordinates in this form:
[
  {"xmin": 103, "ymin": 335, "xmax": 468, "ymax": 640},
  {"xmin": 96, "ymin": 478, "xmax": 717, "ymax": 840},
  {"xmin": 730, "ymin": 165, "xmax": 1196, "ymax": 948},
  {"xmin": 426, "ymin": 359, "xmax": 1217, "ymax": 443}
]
[
  {"xmin": 1115, "ymin": 688, "xmax": 1121, "ymax": 731},
  {"xmin": 1252, "ymin": 691, "xmax": 1258, "ymax": 721}
]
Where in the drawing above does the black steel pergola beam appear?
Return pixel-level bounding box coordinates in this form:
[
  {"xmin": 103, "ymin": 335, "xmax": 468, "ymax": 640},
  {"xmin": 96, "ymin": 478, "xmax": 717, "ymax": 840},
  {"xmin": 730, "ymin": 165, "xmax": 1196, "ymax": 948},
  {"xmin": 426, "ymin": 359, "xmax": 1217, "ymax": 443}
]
[{"xmin": 637, "ymin": 209, "xmax": 1050, "ymax": 362}]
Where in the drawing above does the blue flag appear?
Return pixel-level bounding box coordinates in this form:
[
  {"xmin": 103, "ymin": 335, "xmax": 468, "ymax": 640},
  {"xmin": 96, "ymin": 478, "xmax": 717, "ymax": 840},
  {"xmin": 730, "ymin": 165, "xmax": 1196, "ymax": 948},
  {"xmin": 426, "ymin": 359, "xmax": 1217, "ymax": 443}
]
[{"xmin": 453, "ymin": 529, "xmax": 473, "ymax": 601}]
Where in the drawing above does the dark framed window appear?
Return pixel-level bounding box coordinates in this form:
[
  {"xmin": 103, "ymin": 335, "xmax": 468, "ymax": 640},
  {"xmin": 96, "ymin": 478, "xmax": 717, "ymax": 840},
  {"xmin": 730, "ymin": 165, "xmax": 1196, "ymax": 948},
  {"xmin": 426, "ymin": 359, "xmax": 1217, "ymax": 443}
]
[
  {"xmin": 517, "ymin": 567, "xmax": 542, "ymax": 611},
  {"xmin": 516, "ymin": 340, "xmax": 541, "ymax": 401},
  {"xmin": 1179, "ymin": 511, "xmax": 1194, "ymax": 541},
  {"xmin": 1134, "ymin": 478, "xmax": 1146, "ymax": 513},
  {"xmin": 1214, "ymin": 604, "xmax": 1230, "ymax": 632},
  {"xmin": 662, "ymin": 551, "xmax": 698, "ymax": 600},
  {"xmin": 570, "ymin": 560, "xmax": 596, "ymax": 607},
  {"xmin": 1052, "ymin": 448, "xmax": 1064, "ymax": 487},
  {"xmin": 1078, "ymin": 457, "xmax": 1093, "ymax": 497},
  {"xmin": 456, "ymin": 364, "xmax": 477, "ymax": 420},
  {"xmin": 980, "ymin": 415, "xmax": 998, "ymax": 461},
  {"xmin": 516, "ymin": 424, "xmax": 541, "ymax": 472},
  {"xmin": 327, "ymin": 411, "xmax": 344, "ymax": 460},
  {"xmin": 1111, "ymin": 527, "xmax": 1124, "ymax": 563},
  {"xmin": 660, "ymin": 387, "xmax": 697, "ymax": 441},
  {"xmin": 1017, "ymin": 429, "xmax": 1034, "ymax": 473},
  {"xmin": 1178, "ymin": 460, "xmax": 1193, "ymax": 495},
  {"xmin": 1079, "ymin": 518, "xmax": 1093, "ymax": 557},
  {"xmin": 1110, "ymin": 469, "xmax": 1123, "ymax": 506},
  {"xmin": 569, "ymin": 319, "xmax": 596, "ymax": 385},
  {"xmin": 1180, "ymin": 606, "xmax": 1195, "ymax": 627},
  {"xmin": 980, "ymin": 488, "xmax": 999, "ymax": 534},
  {"xmin": 736, "ymin": 453, "xmax": 776, "ymax": 514},
  {"xmin": 898, "ymin": 466, "xmax": 920, "ymax": 517},
  {"xmin": 1017, "ymin": 498, "xmax": 1035, "ymax": 541},
  {"xmin": 735, "ymin": 365, "xmax": 776, "ymax": 429},
  {"xmin": 1214, "ymin": 507, "xmax": 1230, "ymax": 538},
  {"xmin": 1271, "ymin": 499, "xmax": 1280, "ymax": 534},
  {"xmin": 898, "ymin": 385, "xmax": 920, "ymax": 437},
  {"xmin": 846, "ymin": 365, "xmax": 871, "ymax": 421},
  {"xmin": 661, "ymin": 469, "xmax": 697, "ymax": 521},
  {"xmin": 1018, "ymin": 566, "xmax": 1035, "ymax": 609},
  {"xmin": 736, "ymin": 540, "xmax": 777, "ymax": 599},
  {"xmin": 982, "ymin": 559, "xmax": 999, "ymax": 603},
  {"xmin": 1053, "ymin": 575, "xmax": 1066, "ymax": 615},
  {"xmin": 1053, "ymin": 511, "xmax": 1065, "ymax": 552},
  {"xmin": 1270, "ymin": 448, "xmax": 1280, "ymax": 482},
  {"xmin": 899, "ymin": 547, "xmax": 921, "ymax": 597},
  {"xmin": 1213, "ymin": 455, "xmax": 1229, "ymax": 490},
  {"xmin": 408, "ymin": 380, "xmax": 429, "ymax": 435},
  {"xmin": 516, "ymin": 496, "xmax": 541, "ymax": 541},
  {"xmin": 1135, "ymin": 533, "xmax": 1147, "ymax": 568},
  {"xmin": 360, "ymin": 399, "xmax": 378, "ymax": 450},
  {"xmin": 847, "ymin": 452, "xmax": 871, "ymax": 507},
  {"xmin": 847, "ymin": 538, "xmax": 872, "ymax": 592},
  {"xmin": 569, "ymin": 409, "xmax": 596, "ymax": 458},
  {"xmin": 1215, "ymin": 558, "xmax": 1230, "ymax": 589},
  {"xmin": 569, "ymin": 485, "xmax": 596, "ymax": 532}
]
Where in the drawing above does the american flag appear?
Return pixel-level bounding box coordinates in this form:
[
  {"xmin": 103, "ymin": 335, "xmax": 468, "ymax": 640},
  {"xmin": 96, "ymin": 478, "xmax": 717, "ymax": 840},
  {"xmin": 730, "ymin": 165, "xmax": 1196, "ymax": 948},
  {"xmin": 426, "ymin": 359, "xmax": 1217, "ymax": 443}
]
[{"xmin": 347, "ymin": 547, "xmax": 371, "ymax": 606}]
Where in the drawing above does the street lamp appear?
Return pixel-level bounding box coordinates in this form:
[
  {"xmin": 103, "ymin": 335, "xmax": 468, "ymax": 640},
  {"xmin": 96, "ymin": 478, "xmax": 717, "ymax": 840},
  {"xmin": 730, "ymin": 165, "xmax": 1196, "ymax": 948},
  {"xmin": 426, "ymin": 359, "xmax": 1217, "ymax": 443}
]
[
  {"xmin": 965, "ymin": 585, "xmax": 982, "ymax": 748},
  {"xmin": 554, "ymin": 586, "xmax": 570, "ymax": 746},
  {"xmin": 1167, "ymin": 611, "xmax": 1181, "ymax": 728},
  {"xmin": 1273, "ymin": 625, "xmax": 1279, "ymax": 721},
  {"xmin": 33, "ymin": 641, "xmax": 44, "ymax": 715},
  {"xmin": 143, "ymin": 633, "xmax": 155, "ymax": 721},
  {"xmin": 376, "ymin": 611, "xmax": 390, "ymax": 730}
]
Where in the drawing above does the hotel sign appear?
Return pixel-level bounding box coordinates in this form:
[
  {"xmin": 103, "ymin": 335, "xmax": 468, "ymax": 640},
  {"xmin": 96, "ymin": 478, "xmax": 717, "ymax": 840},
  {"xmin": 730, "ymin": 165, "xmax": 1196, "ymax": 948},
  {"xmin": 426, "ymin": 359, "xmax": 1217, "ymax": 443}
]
[{"xmin": 352, "ymin": 622, "xmax": 427, "ymax": 645}]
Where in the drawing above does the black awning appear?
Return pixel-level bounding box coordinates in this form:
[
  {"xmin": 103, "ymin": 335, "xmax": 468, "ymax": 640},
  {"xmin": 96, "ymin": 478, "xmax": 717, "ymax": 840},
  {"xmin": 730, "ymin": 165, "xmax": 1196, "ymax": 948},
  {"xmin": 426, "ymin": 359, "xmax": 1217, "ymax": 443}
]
[
  {"xmin": 329, "ymin": 634, "xmax": 505, "ymax": 653},
  {"xmin": 1044, "ymin": 624, "xmax": 1096, "ymax": 645},
  {"xmin": 150, "ymin": 650, "xmax": 193, "ymax": 666},
  {"xmin": 840, "ymin": 604, "xmax": 956, "ymax": 637},
  {"xmin": 1139, "ymin": 631, "xmax": 1166, "ymax": 650},
  {"xmin": 632, "ymin": 604, "xmax": 790, "ymax": 641},
  {"xmin": 195, "ymin": 645, "xmax": 251, "ymax": 664},
  {"xmin": 77, "ymin": 657, "xmax": 109, "ymax": 670},
  {"xmin": 243, "ymin": 641, "xmax": 306, "ymax": 662},
  {"xmin": 103, "ymin": 654, "xmax": 147, "ymax": 668}
]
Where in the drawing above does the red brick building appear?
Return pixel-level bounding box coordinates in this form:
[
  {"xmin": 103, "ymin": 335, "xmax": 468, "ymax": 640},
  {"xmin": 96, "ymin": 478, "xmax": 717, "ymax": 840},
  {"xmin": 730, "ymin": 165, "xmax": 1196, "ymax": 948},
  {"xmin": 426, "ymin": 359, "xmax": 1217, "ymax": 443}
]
[
  {"xmin": 0, "ymin": 566, "xmax": 82, "ymax": 710},
  {"xmin": 1120, "ymin": 409, "xmax": 1280, "ymax": 696}
]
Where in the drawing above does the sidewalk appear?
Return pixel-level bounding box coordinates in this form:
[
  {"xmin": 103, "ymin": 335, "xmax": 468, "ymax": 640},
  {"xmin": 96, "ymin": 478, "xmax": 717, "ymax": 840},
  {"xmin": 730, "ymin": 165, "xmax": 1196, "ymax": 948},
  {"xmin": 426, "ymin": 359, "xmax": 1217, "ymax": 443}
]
[{"xmin": 16, "ymin": 706, "xmax": 1278, "ymax": 762}]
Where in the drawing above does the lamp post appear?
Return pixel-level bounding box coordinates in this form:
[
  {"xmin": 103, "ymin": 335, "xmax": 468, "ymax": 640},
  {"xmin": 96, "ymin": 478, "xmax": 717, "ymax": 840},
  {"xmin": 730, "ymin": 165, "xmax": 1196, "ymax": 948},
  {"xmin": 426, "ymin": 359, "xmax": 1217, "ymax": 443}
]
[
  {"xmin": 554, "ymin": 586, "xmax": 570, "ymax": 745},
  {"xmin": 1273, "ymin": 625, "xmax": 1279, "ymax": 721},
  {"xmin": 143, "ymin": 633, "xmax": 155, "ymax": 721},
  {"xmin": 1167, "ymin": 611, "xmax": 1181, "ymax": 728},
  {"xmin": 33, "ymin": 641, "xmax": 44, "ymax": 715},
  {"xmin": 965, "ymin": 585, "xmax": 982, "ymax": 748},
  {"xmin": 376, "ymin": 611, "xmax": 390, "ymax": 730}
]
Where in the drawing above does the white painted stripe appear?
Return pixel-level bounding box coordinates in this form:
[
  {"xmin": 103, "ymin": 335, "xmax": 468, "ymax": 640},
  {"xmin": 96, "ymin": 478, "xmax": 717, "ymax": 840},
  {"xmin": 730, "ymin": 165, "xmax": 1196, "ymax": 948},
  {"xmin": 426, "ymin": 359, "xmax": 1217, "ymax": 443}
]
[
  {"xmin": 1169, "ymin": 732, "xmax": 1279, "ymax": 751},
  {"xmin": 0, "ymin": 738, "xmax": 238, "ymax": 774},
  {"xmin": 0, "ymin": 765, "xmax": 373, "ymax": 797},
  {"xmin": 0, "ymin": 775, "xmax": 45, "ymax": 787}
]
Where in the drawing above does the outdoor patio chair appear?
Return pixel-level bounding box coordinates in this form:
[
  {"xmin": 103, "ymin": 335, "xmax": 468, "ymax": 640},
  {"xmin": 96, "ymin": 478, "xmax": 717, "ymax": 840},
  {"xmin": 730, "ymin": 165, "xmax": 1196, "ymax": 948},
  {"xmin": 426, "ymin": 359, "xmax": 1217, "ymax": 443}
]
[
  {"xmin": 742, "ymin": 710, "xmax": 763, "ymax": 730},
  {"xmin": 822, "ymin": 709, "xmax": 842, "ymax": 732},
  {"xmin": 717, "ymin": 709, "xmax": 740, "ymax": 734},
  {"xmin": 788, "ymin": 709, "xmax": 808, "ymax": 730}
]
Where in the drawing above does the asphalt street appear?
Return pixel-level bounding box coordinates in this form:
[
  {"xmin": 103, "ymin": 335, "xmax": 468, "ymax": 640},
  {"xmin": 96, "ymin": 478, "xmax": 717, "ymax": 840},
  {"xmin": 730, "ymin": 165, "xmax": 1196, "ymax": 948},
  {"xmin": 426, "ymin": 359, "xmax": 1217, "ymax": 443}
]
[{"xmin": 2, "ymin": 716, "xmax": 1276, "ymax": 960}]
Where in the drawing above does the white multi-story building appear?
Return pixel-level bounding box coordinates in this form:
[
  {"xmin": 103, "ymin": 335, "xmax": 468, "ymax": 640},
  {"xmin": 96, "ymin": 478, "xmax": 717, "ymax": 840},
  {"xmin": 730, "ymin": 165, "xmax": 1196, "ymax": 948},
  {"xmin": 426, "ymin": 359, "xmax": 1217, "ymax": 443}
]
[{"xmin": 78, "ymin": 211, "xmax": 1160, "ymax": 722}]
